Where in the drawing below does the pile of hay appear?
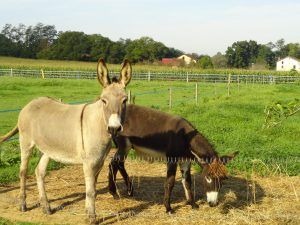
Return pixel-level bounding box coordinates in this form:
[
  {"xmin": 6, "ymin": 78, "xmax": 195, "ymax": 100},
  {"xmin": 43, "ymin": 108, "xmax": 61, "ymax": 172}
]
[{"xmin": 0, "ymin": 151, "xmax": 299, "ymax": 225}]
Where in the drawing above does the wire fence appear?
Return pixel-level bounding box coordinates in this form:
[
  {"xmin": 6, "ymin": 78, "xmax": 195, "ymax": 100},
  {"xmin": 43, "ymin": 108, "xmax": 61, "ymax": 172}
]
[
  {"xmin": 1, "ymin": 68, "xmax": 300, "ymax": 84},
  {"xmin": 0, "ymin": 68, "xmax": 298, "ymax": 144}
]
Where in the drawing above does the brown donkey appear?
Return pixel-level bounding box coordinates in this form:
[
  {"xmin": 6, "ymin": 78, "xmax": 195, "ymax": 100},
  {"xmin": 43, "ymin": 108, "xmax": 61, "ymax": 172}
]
[
  {"xmin": 108, "ymin": 104, "xmax": 238, "ymax": 213},
  {"xmin": 0, "ymin": 59, "xmax": 132, "ymax": 224}
]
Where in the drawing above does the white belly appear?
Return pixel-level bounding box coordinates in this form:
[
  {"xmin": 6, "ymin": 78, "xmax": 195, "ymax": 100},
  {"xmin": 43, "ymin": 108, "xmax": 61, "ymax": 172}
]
[{"xmin": 133, "ymin": 145, "xmax": 166, "ymax": 162}]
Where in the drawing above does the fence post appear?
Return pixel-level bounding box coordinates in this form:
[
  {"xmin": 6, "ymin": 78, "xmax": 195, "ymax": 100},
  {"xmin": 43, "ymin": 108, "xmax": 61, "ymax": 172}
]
[
  {"xmin": 128, "ymin": 90, "xmax": 131, "ymax": 104},
  {"xmin": 41, "ymin": 69, "xmax": 45, "ymax": 79},
  {"xmin": 186, "ymin": 72, "xmax": 189, "ymax": 83},
  {"xmin": 148, "ymin": 71, "xmax": 151, "ymax": 81},
  {"xmin": 10, "ymin": 68, "xmax": 13, "ymax": 77},
  {"xmin": 169, "ymin": 88, "xmax": 172, "ymax": 110},
  {"xmin": 214, "ymin": 80, "xmax": 217, "ymax": 96},
  {"xmin": 237, "ymin": 75, "xmax": 240, "ymax": 91},
  {"xmin": 195, "ymin": 83, "xmax": 198, "ymax": 105},
  {"xmin": 227, "ymin": 74, "xmax": 231, "ymax": 97}
]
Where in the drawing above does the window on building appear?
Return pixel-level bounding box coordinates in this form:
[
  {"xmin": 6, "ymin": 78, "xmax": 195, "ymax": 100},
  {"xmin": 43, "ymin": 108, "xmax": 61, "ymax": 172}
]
[
  {"xmin": 293, "ymin": 65, "xmax": 296, "ymax": 69},
  {"xmin": 282, "ymin": 61, "xmax": 284, "ymax": 64},
  {"xmin": 282, "ymin": 65, "xmax": 284, "ymax": 69}
]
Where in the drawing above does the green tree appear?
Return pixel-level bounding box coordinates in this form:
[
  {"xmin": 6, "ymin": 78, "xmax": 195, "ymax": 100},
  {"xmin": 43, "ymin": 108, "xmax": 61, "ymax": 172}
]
[
  {"xmin": 286, "ymin": 43, "xmax": 300, "ymax": 59},
  {"xmin": 197, "ymin": 55, "xmax": 213, "ymax": 69},
  {"xmin": 125, "ymin": 36, "xmax": 181, "ymax": 63},
  {"xmin": 0, "ymin": 34, "xmax": 16, "ymax": 56},
  {"xmin": 108, "ymin": 40, "xmax": 126, "ymax": 63},
  {"xmin": 212, "ymin": 52, "xmax": 227, "ymax": 68},
  {"xmin": 125, "ymin": 37, "xmax": 166, "ymax": 63},
  {"xmin": 24, "ymin": 23, "xmax": 58, "ymax": 58},
  {"xmin": 38, "ymin": 31, "xmax": 90, "ymax": 60},
  {"xmin": 226, "ymin": 40, "xmax": 260, "ymax": 68},
  {"xmin": 256, "ymin": 45, "xmax": 276, "ymax": 69},
  {"xmin": 88, "ymin": 34, "xmax": 113, "ymax": 61}
]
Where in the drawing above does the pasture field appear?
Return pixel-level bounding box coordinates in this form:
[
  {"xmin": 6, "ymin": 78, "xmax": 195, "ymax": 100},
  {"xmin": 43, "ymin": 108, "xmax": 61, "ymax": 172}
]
[
  {"xmin": 0, "ymin": 56, "xmax": 298, "ymax": 76},
  {"xmin": 0, "ymin": 76, "xmax": 299, "ymax": 224}
]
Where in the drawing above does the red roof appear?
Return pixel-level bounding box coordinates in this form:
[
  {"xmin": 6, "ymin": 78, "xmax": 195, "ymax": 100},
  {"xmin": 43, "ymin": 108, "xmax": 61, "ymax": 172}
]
[{"xmin": 162, "ymin": 58, "xmax": 182, "ymax": 65}]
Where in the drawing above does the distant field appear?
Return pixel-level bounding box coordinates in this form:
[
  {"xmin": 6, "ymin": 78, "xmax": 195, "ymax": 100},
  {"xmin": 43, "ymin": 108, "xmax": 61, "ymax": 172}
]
[
  {"xmin": 0, "ymin": 76, "xmax": 299, "ymax": 185},
  {"xmin": 0, "ymin": 56, "xmax": 298, "ymax": 76}
]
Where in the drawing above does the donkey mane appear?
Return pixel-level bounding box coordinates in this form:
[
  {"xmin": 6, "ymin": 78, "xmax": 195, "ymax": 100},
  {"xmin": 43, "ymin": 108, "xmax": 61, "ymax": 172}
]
[
  {"xmin": 207, "ymin": 159, "xmax": 228, "ymax": 178},
  {"xmin": 112, "ymin": 76, "xmax": 119, "ymax": 83},
  {"xmin": 180, "ymin": 117, "xmax": 218, "ymax": 158}
]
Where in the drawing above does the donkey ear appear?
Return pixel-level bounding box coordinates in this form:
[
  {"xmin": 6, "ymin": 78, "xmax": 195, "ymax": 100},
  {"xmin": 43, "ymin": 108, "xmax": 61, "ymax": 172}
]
[
  {"xmin": 220, "ymin": 151, "xmax": 239, "ymax": 165},
  {"xmin": 119, "ymin": 59, "xmax": 132, "ymax": 87},
  {"xmin": 191, "ymin": 152, "xmax": 212, "ymax": 166},
  {"xmin": 97, "ymin": 58, "xmax": 110, "ymax": 87}
]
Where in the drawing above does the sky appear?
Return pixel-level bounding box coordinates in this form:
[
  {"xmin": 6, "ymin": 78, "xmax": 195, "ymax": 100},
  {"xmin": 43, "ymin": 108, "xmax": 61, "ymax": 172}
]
[{"xmin": 0, "ymin": 0, "xmax": 299, "ymax": 56}]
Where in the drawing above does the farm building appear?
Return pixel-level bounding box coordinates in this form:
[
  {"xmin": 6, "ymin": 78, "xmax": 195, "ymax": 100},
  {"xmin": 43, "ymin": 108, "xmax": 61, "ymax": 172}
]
[
  {"xmin": 161, "ymin": 58, "xmax": 182, "ymax": 66},
  {"xmin": 177, "ymin": 54, "xmax": 197, "ymax": 65},
  {"xmin": 276, "ymin": 56, "xmax": 300, "ymax": 71},
  {"xmin": 162, "ymin": 54, "xmax": 197, "ymax": 66}
]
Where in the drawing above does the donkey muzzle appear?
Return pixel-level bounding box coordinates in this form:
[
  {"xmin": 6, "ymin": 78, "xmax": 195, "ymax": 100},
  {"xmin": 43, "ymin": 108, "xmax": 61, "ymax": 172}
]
[
  {"xmin": 107, "ymin": 114, "xmax": 123, "ymax": 136},
  {"xmin": 207, "ymin": 191, "xmax": 219, "ymax": 207},
  {"xmin": 108, "ymin": 126, "xmax": 123, "ymax": 136}
]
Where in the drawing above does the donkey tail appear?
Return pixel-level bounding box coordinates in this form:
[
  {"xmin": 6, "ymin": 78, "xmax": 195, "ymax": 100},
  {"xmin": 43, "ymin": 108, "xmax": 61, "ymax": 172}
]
[{"xmin": 0, "ymin": 125, "xmax": 19, "ymax": 144}]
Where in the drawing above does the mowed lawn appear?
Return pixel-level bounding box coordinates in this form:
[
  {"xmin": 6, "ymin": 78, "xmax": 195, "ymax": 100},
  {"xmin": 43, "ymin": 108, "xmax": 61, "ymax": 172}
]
[{"xmin": 0, "ymin": 76, "xmax": 299, "ymax": 185}]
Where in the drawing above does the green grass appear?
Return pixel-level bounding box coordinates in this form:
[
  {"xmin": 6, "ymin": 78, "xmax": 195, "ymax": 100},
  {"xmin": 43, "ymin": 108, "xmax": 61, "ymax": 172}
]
[
  {"xmin": 1, "ymin": 56, "xmax": 299, "ymax": 76},
  {"xmin": 0, "ymin": 76, "xmax": 299, "ymax": 185}
]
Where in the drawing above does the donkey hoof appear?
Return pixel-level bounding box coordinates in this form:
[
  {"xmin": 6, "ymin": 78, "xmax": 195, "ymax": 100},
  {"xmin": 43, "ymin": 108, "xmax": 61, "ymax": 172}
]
[
  {"xmin": 192, "ymin": 203, "xmax": 199, "ymax": 209},
  {"xmin": 87, "ymin": 216, "xmax": 97, "ymax": 225},
  {"xmin": 186, "ymin": 201, "xmax": 199, "ymax": 209},
  {"xmin": 109, "ymin": 190, "xmax": 119, "ymax": 199},
  {"xmin": 127, "ymin": 188, "xmax": 133, "ymax": 197},
  {"xmin": 43, "ymin": 207, "xmax": 52, "ymax": 215},
  {"xmin": 20, "ymin": 204, "xmax": 27, "ymax": 212},
  {"xmin": 127, "ymin": 179, "xmax": 134, "ymax": 196},
  {"xmin": 110, "ymin": 192, "xmax": 120, "ymax": 200},
  {"xmin": 166, "ymin": 208, "xmax": 175, "ymax": 215}
]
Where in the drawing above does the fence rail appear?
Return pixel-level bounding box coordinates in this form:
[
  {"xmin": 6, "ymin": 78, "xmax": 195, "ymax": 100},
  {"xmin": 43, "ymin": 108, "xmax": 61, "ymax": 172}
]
[{"xmin": 0, "ymin": 68, "xmax": 299, "ymax": 84}]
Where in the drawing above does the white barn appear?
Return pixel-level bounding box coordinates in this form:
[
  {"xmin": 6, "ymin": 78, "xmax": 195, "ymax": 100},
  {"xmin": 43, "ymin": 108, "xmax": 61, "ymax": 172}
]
[
  {"xmin": 276, "ymin": 56, "xmax": 300, "ymax": 72},
  {"xmin": 177, "ymin": 54, "xmax": 197, "ymax": 65}
]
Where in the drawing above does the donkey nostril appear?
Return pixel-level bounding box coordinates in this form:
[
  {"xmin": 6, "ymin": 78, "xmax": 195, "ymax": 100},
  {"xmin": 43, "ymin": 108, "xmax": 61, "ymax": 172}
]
[{"xmin": 116, "ymin": 126, "xmax": 122, "ymax": 132}]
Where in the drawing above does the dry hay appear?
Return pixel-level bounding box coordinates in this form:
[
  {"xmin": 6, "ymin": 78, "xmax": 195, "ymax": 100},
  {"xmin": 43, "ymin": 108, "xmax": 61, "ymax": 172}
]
[{"xmin": 0, "ymin": 151, "xmax": 299, "ymax": 225}]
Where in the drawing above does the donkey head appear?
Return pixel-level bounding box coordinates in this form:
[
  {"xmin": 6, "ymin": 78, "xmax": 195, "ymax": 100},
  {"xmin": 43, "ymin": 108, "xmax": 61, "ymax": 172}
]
[
  {"xmin": 198, "ymin": 151, "xmax": 238, "ymax": 207},
  {"xmin": 97, "ymin": 59, "xmax": 132, "ymax": 136}
]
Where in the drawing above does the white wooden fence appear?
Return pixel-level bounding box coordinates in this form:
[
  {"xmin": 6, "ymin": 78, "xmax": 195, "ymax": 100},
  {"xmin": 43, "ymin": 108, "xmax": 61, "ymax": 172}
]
[{"xmin": 0, "ymin": 68, "xmax": 299, "ymax": 84}]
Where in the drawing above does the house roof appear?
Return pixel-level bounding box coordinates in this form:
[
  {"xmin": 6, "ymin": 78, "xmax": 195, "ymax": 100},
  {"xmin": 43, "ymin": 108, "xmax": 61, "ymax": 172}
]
[
  {"xmin": 161, "ymin": 58, "xmax": 181, "ymax": 65},
  {"xmin": 178, "ymin": 54, "xmax": 195, "ymax": 59}
]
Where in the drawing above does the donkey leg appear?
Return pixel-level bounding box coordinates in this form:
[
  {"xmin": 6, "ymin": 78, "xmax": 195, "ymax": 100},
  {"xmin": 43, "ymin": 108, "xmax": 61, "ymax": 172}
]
[
  {"xmin": 180, "ymin": 162, "xmax": 199, "ymax": 209},
  {"xmin": 19, "ymin": 138, "xmax": 33, "ymax": 212},
  {"xmin": 83, "ymin": 160, "xmax": 103, "ymax": 225},
  {"xmin": 108, "ymin": 158, "xmax": 119, "ymax": 198},
  {"xmin": 164, "ymin": 162, "xmax": 177, "ymax": 214},
  {"xmin": 109, "ymin": 138, "xmax": 132, "ymax": 197},
  {"xmin": 118, "ymin": 161, "xmax": 133, "ymax": 196},
  {"xmin": 35, "ymin": 154, "xmax": 51, "ymax": 214}
]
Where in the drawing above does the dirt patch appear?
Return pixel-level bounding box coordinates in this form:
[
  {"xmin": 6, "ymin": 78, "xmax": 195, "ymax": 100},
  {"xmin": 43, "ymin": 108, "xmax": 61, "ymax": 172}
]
[{"xmin": 0, "ymin": 151, "xmax": 299, "ymax": 225}]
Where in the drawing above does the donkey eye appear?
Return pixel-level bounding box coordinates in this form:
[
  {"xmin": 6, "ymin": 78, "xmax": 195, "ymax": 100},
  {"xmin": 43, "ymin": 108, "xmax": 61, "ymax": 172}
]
[
  {"xmin": 122, "ymin": 98, "xmax": 128, "ymax": 104},
  {"xmin": 101, "ymin": 98, "xmax": 107, "ymax": 105}
]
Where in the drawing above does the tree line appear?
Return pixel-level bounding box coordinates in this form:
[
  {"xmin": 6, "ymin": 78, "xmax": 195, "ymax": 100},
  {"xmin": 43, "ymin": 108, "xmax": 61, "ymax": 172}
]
[
  {"xmin": 0, "ymin": 23, "xmax": 182, "ymax": 63},
  {"xmin": 196, "ymin": 39, "xmax": 300, "ymax": 69},
  {"xmin": 0, "ymin": 23, "xmax": 299, "ymax": 69}
]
